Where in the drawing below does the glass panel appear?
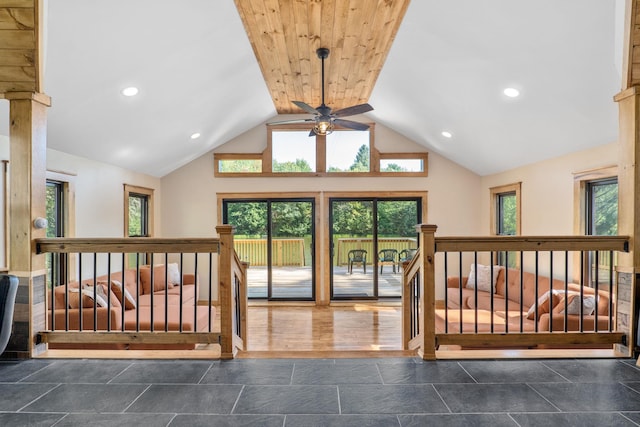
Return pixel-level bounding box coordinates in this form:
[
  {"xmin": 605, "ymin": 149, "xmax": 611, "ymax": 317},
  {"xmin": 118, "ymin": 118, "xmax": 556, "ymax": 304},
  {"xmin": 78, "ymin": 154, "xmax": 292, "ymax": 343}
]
[
  {"xmin": 380, "ymin": 158, "xmax": 423, "ymax": 172},
  {"xmin": 271, "ymin": 131, "xmax": 316, "ymax": 172},
  {"xmin": 128, "ymin": 195, "xmax": 144, "ymax": 236},
  {"xmin": 331, "ymin": 200, "xmax": 374, "ymax": 297},
  {"xmin": 587, "ymin": 179, "xmax": 618, "ymax": 287},
  {"xmin": 377, "ymin": 201, "xmax": 418, "ymax": 297},
  {"xmin": 226, "ymin": 201, "xmax": 268, "ymax": 298},
  {"xmin": 497, "ymin": 192, "xmax": 517, "ymax": 268},
  {"xmin": 270, "ymin": 201, "xmax": 314, "ymax": 299},
  {"xmin": 326, "ymin": 131, "xmax": 370, "ymax": 172},
  {"xmin": 218, "ymin": 159, "xmax": 262, "ymax": 173},
  {"xmin": 46, "ymin": 181, "xmax": 64, "ymax": 288}
]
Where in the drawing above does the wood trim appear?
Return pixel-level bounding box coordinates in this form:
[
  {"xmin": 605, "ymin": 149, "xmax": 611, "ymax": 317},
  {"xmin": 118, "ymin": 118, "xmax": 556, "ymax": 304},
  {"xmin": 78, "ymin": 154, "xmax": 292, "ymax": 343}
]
[
  {"xmin": 435, "ymin": 235, "xmax": 629, "ymax": 253},
  {"xmin": 436, "ymin": 332, "xmax": 625, "ymax": 347},
  {"xmin": 36, "ymin": 237, "xmax": 221, "ymax": 254},
  {"xmin": 39, "ymin": 331, "xmax": 221, "ymax": 345},
  {"xmin": 123, "ymin": 184, "xmax": 155, "ymax": 238},
  {"xmin": 2, "ymin": 160, "xmax": 7, "ymax": 269},
  {"xmin": 46, "ymin": 170, "xmax": 77, "ymax": 280}
]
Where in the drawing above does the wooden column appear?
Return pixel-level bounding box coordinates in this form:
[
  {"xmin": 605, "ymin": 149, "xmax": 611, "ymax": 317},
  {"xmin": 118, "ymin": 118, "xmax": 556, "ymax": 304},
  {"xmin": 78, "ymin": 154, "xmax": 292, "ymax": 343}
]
[
  {"xmin": 616, "ymin": 0, "xmax": 640, "ymax": 358},
  {"xmin": 216, "ymin": 224, "xmax": 237, "ymax": 358},
  {"xmin": 418, "ymin": 224, "xmax": 437, "ymax": 360},
  {"xmin": 5, "ymin": 92, "xmax": 50, "ymax": 358}
]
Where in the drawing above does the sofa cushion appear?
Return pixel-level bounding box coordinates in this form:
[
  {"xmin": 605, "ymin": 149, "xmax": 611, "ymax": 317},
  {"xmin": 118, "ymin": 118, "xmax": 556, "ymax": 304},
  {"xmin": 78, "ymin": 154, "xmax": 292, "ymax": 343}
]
[
  {"xmin": 467, "ymin": 292, "xmax": 523, "ymax": 312},
  {"xmin": 466, "ymin": 264, "xmax": 502, "ymax": 293},
  {"xmin": 124, "ymin": 305, "xmax": 212, "ymax": 332}
]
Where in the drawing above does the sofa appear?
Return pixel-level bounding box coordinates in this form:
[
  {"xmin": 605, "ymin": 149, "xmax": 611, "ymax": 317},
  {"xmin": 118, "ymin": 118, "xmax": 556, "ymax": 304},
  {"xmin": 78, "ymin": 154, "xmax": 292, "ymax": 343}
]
[
  {"xmin": 440, "ymin": 264, "xmax": 613, "ymax": 335},
  {"xmin": 47, "ymin": 263, "xmax": 212, "ymax": 349}
]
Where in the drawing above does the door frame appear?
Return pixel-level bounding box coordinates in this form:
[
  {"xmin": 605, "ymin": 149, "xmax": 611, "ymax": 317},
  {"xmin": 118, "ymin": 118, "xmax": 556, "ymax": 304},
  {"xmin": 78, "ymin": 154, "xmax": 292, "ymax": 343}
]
[
  {"xmin": 328, "ymin": 196, "xmax": 424, "ymax": 300},
  {"xmin": 218, "ymin": 191, "xmax": 428, "ymax": 305}
]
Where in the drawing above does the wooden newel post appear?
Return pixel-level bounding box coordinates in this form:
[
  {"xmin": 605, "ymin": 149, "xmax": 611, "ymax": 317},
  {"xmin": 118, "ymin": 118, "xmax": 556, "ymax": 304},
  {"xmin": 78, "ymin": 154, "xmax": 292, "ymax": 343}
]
[
  {"xmin": 418, "ymin": 224, "xmax": 438, "ymax": 360},
  {"xmin": 216, "ymin": 224, "xmax": 236, "ymax": 358}
]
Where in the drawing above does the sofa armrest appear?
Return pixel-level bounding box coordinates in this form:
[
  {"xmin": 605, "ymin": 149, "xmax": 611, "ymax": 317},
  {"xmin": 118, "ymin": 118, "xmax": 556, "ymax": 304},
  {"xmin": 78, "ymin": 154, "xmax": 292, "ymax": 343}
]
[
  {"xmin": 447, "ymin": 276, "xmax": 467, "ymax": 288},
  {"xmin": 49, "ymin": 306, "xmax": 123, "ymax": 331},
  {"xmin": 538, "ymin": 313, "xmax": 614, "ymax": 332}
]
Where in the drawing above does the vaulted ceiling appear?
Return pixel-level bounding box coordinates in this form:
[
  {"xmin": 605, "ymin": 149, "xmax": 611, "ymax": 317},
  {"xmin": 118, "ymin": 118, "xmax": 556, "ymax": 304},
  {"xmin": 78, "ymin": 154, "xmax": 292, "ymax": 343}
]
[{"xmin": 0, "ymin": 1, "xmax": 624, "ymax": 177}]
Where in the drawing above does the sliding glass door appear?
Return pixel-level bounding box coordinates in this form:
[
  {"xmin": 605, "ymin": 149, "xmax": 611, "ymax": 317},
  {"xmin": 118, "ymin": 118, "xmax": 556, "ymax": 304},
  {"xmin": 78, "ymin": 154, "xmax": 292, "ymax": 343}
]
[
  {"xmin": 330, "ymin": 197, "xmax": 420, "ymax": 300},
  {"xmin": 223, "ymin": 198, "xmax": 314, "ymax": 301}
]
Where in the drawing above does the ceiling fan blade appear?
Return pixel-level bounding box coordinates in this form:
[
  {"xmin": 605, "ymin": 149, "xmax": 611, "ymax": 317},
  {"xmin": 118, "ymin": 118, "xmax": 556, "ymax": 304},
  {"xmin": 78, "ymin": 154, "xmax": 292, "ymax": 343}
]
[
  {"xmin": 332, "ymin": 103, "xmax": 373, "ymax": 118},
  {"xmin": 267, "ymin": 118, "xmax": 314, "ymax": 125},
  {"xmin": 292, "ymin": 100, "xmax": 320, "ymax": 115},
  {"xmin": 333, "ymin": 119, "xmax": 370, "ymax": 131},
  {"xmin": 308, "ymin": 129, "xmax": 316, "ymax": 137}
]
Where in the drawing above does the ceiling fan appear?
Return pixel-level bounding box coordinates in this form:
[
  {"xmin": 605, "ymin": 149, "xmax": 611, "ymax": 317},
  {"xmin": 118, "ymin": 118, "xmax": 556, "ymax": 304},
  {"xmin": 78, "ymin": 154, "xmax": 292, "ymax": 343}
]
[{"xmin": 268, "ymin": 47, "xmax": 374, "ymax": 136}]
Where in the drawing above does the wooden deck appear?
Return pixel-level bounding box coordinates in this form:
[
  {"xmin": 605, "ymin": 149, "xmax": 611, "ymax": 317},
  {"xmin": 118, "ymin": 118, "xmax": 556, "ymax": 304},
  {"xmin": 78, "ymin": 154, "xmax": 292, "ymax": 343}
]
[{"xmin": 247, "ymin": 266, "xmax": 402, "ymax": 299}]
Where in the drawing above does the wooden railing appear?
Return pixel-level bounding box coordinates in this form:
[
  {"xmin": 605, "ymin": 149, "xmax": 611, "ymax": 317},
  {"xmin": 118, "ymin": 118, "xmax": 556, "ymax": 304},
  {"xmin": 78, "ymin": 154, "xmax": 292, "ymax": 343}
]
[
  {"xmin": 35, "ymin": 225, "xmax": 247, "ymax": 358},
  {"xmin": 234, "ymin": 238, "xmax": 306, "ymax": 266},
  {"xmin": 403, "ymin": 225, "xmax": 629, "ymax": 359}
]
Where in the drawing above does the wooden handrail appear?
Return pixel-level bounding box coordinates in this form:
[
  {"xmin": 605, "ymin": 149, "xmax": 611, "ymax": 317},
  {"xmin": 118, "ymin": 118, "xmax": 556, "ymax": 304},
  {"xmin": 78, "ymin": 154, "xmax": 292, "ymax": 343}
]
[
  {"xmin": 435, "ymin": 235, "xmax": 629, "ymax": 253},
  {"xmin": 36, "ymin": 237, "xmax": 221, "ymax": 254}
]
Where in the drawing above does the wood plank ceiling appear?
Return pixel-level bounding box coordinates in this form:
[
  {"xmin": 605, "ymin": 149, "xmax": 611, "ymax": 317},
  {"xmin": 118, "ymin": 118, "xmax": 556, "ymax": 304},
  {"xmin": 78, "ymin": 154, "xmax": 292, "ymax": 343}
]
[
  {"xmin": 234, "ymin": 0, "xmax": 411, "ymax": 114},
  {"xmin": 0, "ymin": 0, "xmax": 40, "ymax": 96}
]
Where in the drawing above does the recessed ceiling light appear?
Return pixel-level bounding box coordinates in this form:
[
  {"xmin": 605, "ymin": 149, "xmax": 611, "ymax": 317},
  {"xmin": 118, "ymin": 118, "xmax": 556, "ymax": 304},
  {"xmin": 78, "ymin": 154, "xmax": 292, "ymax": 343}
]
[
  {"xmin": 190, "ymin": 132, "xmax": 201, "ymax": 140},
  {"xmin": 121, "ymin": 86, "xmax": 139, "ymax": 97},
  {"xmin": 503, "ymin": 87, "xmax": 520, "ymax": 98},
  {"xmin": 441, "ymin": 131, "xmax": 453, "ymax": 138}
]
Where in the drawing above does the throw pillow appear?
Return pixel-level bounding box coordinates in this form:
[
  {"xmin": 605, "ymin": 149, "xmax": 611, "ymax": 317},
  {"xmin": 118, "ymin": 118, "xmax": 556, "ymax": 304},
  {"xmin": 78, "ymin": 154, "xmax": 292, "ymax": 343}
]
[
  {"xmin": 465, "ymin": 264, "xmax": 501, "ymax": 293},
  {"xmin": 82, "ymin": 283, "xmax": 119, "ymax": 308},
  {"xmin": 66, "ymin": 288, "xmax": 94, "ymax": 309},
  {"xmin": 526, "ymin": 290, "xmax": 562, "ymax": 320},
  {"xmin": 167, "ymin": 263, "xmax": 181, "ymax": 285},
  {"xmin": 100, "ymin": 280, "xmax": 136, "ymax": 310},
  {"xmin": 140, "ymin": 264, "xmax": 179, "ymax": 294},
  {"xmin": 552, "ymin": 292, "xmax": 596, "ymax": 316}
]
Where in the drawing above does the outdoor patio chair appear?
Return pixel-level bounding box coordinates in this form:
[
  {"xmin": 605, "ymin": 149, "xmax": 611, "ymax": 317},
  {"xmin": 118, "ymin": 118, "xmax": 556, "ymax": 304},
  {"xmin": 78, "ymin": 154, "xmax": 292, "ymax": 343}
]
[
  {"xmin": 378, "ymin": 249, "xmax": 398, "ymax": 274},
  {"xmin": 399, "ymin": 248, "xmax": 417, "ymax": 263},
  {"xmin": 0, "ymin": 275, "xmax": 18, "ymax": 355},
  {"xmin": 348, "ymin": 249, "xmax": 367, "ymax": 274}
]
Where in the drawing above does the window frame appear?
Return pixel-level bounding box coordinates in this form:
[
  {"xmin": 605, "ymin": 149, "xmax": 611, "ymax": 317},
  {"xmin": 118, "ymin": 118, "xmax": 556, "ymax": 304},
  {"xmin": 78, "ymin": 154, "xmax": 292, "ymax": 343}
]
[
  {"xmin": 45, "ymin": 170, "xmax": 76, "ymax": 286},
  {"xmin": 573, "ymin": 166, "xmax": 618, "ymax": 287},
  {"xmin": 213, "ymin": 123, "xmax": 428, "ymax": 178},
  {"xmin": 124, "ymin": 184, "xmax": 154, "ymax": 238},
  {"xmin": 490, "ymin": 183, "xmax": 521, "ymax": 236}
]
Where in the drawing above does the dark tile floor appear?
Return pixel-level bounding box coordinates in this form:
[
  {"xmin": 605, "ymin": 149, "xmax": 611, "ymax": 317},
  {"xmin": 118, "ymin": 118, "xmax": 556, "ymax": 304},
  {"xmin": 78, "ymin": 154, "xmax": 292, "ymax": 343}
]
[{"xmin": 2, "ymin": 357, "xmax": 640, "ymax": 426}]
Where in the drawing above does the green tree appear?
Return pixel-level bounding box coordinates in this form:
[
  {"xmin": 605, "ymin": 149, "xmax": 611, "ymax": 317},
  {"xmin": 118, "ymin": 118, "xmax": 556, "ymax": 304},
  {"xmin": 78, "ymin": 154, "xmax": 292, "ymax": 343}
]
[
  {"xmin": 377, "ymin": 201, "xmax": 418, "ymax": 237},
  {"xmin": 349, "ymin": 144, "xmax": 370, "ymax": 172},
  {"xmin": 593, "ymin": 182, "xmax": 618, "ymax": 236},
  {"xmin": 381, "ymin": 163, "xmax": 407, "ymax": 172},
  {"xmin": 332, "ymin": 201, "xmax": 373, "ymax": 236},
  {"xmin": 219, "ymin": 159, "xmax": 261, "ymax": 173},
  {"xmin": 226, "ymin": 202, "xmax": 267, "ymax": 237},
  {"xmin": 272, "ymin": 158, "xmax": 313, "ymax": 172},
  {"xmin": 271, "ymin": 202, "xmax": 312, "ymax": 237}
]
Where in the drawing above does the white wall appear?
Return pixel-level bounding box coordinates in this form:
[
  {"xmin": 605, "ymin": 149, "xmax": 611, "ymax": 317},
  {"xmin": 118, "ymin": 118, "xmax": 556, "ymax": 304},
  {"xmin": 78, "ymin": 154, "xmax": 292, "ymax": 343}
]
[
  {"xmin": 479, "ymin": 141, "xmax": 618, "ymax": 236},
  {"xmin": 47, "ymin": 148, "xmax": 162, "ymax": 238}
]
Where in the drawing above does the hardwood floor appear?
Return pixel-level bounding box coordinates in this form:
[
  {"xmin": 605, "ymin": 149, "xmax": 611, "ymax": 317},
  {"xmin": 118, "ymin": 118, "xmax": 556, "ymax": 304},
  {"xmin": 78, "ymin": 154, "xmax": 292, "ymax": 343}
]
[{"xmin": 243, "ymin": 302, "xmax": 413, "ymax": 357}]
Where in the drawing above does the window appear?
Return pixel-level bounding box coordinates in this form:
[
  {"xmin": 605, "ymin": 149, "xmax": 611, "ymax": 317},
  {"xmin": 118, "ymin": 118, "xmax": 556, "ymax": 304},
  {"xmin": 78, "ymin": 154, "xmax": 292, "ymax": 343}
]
[
  {"xmin": 573, "ymin": 166, "xmax": 618, "ymax": 287},
  {"xmin": 124, "ymin": 184, "xmax": 154, "ymax": 238},
  {"xmin": 46, "ymin": 180, "xmax": 66, "ymax": 287},
  {"xmin": 490, "ymin": 183, "xmax": 521, "ymax": 267},
  {"xmin": 213, "ymin": 123, "xmax": 428, "ymax": 177},
  {"xmin": 124, "ymin": 184, "xmax": 154, "ymax": 267},
  {"xmin": 271, "ymin": 130, "xmax": 316, "ymax": 172},
  {"xmin": 326, "ymin": 130, "xmax": 370, "ymax": 173},
  {"xmin": 585, "ymin": 177, "xmax": 618, "ymax": 287}
]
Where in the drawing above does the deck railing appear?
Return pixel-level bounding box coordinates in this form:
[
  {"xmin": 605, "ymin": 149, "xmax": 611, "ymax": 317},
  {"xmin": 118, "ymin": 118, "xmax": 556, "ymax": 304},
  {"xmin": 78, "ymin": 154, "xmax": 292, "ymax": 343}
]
[
  {"xmin": 35, "ymin": 225, "xmax": 247, "ymax": 358},
  {"xmin": 234, "ymin": 238, "xmax": 306, "ymax": 266},
  {"xmin": 403, "ymin": 225, "xmax": 629, "ymax": 359}
]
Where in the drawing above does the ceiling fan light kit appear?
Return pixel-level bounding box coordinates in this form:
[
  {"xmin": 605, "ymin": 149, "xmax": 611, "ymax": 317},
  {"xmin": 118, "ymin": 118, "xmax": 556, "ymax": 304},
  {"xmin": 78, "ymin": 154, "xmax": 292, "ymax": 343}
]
[{"xmin": 268, "ymin": 48, "xmax": 374, "ymax": 136}]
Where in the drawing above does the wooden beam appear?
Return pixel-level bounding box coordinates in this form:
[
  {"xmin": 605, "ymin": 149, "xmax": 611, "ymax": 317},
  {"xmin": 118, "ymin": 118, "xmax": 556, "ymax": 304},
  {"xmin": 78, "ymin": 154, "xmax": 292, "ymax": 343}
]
[
  {"xmin": 36, "ymin": 237, "xmax": 222, "ymax": 254},
  {"xmin": 435, "ymin": 235, "xmax": 629, "ymax": 253},
  {"xmin": 39, "ymin": 331, "xmax": 221, "ymax": 345},
  {"xmin": 436, "ymin": 332, "xmax": 625, "ymax": 347}
]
